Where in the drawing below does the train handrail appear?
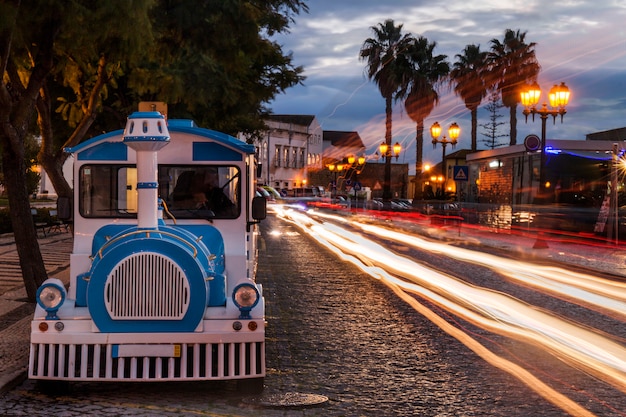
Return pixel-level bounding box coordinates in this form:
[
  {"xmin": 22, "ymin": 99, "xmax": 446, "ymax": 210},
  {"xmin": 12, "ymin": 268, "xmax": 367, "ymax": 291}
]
[{"xmin": 97, "ymin": 229, "xmax": 199, "ymax": 259}]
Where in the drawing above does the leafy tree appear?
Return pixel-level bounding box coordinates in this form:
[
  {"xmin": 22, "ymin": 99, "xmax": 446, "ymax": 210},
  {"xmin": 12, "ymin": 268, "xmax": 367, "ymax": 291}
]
[
  {"xmin": 37, "ymin": 1, "xmax": 156, "ymax": 212},
  {"xmin": 450, "ymin": 44, "xmax": 489, "ymax": 151},
  {"xmin": 129, "ymin": 0, "xmax": 307, "ymax": 138},
  {"xmin": 359, "ymin": 19, "xmax": 414, "ymax": 201},
  {"xmin": 1, "ymin": 0, "xmax": 70, "ymax": 300},
  {"xmin": 1, "ymin": 0, "xmax": 307, "ymax": 301},
  {"xmin": 480, "ymin": 91, "xmax": 508, "ymax": 149},
  {"xmin": 403, "ymin": 36, "xmax": 449, "ymax": 185},
  {"xmin": 0, "ymin": 134, "xmax": 41, "ymax": 196},
  {"xmin": 488, "ymin": 29, "xmax": 540, "ymax": 146}
]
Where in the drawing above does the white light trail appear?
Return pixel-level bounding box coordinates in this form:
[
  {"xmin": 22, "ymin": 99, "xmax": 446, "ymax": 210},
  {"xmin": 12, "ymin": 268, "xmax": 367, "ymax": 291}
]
[
  {"xmin": 273, "ymin": 206, "xmax": 626, "ymax": 416},
  {"xmin": 313, "ymin": 209, "xmax": 626, "ymax": 320}
]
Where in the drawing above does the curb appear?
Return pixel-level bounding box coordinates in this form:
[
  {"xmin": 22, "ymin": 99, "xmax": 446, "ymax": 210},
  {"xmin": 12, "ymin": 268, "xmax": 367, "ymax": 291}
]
[
  {"xmin": 0, "ymin": 315, "xmax": 33, "ymax": 394},
  {"xmin": 0, "ymin": 368, "xmax": 27, "ymax": 395}
]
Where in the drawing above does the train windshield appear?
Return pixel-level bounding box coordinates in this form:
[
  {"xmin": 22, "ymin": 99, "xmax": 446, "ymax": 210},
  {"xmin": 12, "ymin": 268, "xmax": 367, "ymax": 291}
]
[{"xmin": 79, "ymin": 164, "xmax": 241, "ymax": 219}]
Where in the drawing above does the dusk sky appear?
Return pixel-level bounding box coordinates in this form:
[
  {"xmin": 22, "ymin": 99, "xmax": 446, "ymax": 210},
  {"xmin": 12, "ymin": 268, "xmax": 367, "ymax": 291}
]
[{"xmin": 270, "ymin": 1, "xmax": 626, "ymax": 173}]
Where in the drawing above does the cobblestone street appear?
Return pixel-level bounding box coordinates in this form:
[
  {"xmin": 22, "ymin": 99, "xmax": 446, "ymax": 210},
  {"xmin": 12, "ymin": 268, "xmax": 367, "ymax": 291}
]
[{"xmin": 0, "ymin": 215, "xmax": 623, "ymax": 415}]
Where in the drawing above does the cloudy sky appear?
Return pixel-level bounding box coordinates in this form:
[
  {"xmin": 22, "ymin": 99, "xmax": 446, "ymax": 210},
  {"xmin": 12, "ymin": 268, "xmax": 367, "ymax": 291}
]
[{"xmin": 270, "ymin": 0, "xmax": 626, "ymax": 173}]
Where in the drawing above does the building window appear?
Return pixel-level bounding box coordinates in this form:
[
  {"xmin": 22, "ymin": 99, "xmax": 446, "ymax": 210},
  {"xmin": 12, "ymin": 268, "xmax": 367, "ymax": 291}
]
[{"xmin": 275, "ymin": 146, "xmax": 281, "ymax": 167}]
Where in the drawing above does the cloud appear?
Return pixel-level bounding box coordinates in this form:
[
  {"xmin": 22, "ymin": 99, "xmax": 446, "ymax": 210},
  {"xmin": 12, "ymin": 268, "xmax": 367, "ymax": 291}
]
[{"xmin": 271, "ymin": 0, "xmax": 626, "ymax": 173}]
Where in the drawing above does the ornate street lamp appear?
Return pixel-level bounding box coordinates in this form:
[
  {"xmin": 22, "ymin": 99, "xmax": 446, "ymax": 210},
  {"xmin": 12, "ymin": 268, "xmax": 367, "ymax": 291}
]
[
  {"xmin": 344, "ymin": 154, "xmax": 367, "ymax": 209},
  {"xmin": 430, "ymin": 122, "xmax": 460, "ymax": 181},
  {"xmin": 327, "ymin": 162, "xmax": 344, "ymax": 200},
  {"xmin": 347, "ymin": 154, "xmax": 367, "ymax": 169},
  {"xmin": 377, "ymin": 141, "xmax": 402, "ymax": 204},
  {"xmin": 521, "ymin": 82, "xmax": 571, "ymax": 202}
]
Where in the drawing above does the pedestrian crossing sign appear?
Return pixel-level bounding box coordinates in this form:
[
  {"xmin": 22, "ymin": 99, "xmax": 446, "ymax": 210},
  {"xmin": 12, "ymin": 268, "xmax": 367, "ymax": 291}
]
[{"xmin": 453, "ymin": 166, "xmax": 469, "ymax": 181}]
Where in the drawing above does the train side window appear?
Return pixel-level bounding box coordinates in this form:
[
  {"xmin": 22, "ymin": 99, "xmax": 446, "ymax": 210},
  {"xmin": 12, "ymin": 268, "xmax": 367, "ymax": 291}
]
[{"xmin": 79, "ymin": 165, "xmax": 136, "ymax": 218}]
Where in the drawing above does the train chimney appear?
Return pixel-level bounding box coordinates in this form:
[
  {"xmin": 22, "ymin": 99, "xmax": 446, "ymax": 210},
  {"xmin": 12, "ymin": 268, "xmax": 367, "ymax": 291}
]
[{"xmin": 123, "ymin": 111, "xmax": 170, "ymax": 229}]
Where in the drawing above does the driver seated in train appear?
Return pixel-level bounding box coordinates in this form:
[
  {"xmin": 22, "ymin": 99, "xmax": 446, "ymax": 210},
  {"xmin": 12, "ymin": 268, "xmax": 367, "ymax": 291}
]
[
  {"xmin": 170, "ymin": 168, "xmax": 236, "ymax": 217},
  {"xmin": 193, "ymin": 168, "xmax": 236, "ymax": 216}
]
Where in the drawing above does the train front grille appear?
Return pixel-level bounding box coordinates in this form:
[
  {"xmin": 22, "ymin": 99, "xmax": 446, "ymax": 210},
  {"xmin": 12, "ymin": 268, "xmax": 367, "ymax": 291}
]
[{"xmin": 105, "ymin": 252, "xmax": 190, "ymax": 320}]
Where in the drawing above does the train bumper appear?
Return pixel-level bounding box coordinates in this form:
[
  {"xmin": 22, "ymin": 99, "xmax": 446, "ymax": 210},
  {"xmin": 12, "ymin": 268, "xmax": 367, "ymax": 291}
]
[{"xmin": 29, "ymin": 320, "xmax": 265, "ymax": 381}]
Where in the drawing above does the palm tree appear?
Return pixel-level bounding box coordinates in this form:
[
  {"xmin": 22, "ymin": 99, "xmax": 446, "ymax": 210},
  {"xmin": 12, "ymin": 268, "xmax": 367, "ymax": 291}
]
[
  {"xmin": 360, "ymin": 19, "xmax": 414, "ymax": 201},
  {"xmin": 450, "ymin": 44, "xmax": 490, "ymax": 151},
  {"xmin": 403, "ymin": 36, "xmax": 449, "ymax": 196},
  {"xmin": 488, "ymin": 29, "xmax": 540, "ymax": 145}
]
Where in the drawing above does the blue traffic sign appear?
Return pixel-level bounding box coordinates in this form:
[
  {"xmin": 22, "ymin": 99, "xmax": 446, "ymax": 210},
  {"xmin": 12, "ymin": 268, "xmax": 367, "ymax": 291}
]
[{"xmin": 453, "ymin": 166, "xmax": 469, "ymax": 181}]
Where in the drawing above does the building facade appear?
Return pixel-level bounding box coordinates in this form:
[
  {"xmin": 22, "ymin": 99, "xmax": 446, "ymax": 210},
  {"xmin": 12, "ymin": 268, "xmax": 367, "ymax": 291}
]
[{"xmin": 254, "ymin": 115, "xmax": 323, "ymax": 192}]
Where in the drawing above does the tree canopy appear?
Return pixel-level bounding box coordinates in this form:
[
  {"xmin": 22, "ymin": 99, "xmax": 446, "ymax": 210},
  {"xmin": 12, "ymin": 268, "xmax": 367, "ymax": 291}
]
[
  {"xmin": 128, "ymin": 0, "xmax": 307, "ymax": 136},
  {"xmin": 0, "ymin": 0, "xmax": 308, "ymax": 300}
]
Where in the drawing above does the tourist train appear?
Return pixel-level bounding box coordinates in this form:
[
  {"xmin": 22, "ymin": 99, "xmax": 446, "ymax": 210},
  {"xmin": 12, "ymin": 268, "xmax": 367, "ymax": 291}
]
[{"xmin": 28, "ymin": 109, "xmax": 267, "ymax": 392}]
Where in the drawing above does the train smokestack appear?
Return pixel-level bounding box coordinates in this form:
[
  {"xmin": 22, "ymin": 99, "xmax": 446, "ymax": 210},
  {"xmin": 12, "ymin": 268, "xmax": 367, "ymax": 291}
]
[{"xmin": 123, "ymin": 111, "xmax": 170, "ymax": 228}]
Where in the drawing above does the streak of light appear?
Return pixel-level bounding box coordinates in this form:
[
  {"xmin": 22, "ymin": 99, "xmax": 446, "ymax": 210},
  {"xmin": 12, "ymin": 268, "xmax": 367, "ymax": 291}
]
[
  {"xmin": 313, "ymin": 209, "xmax": 626, "ymax": 320},
  {"xmin": 273, "ymin": 205, "xmax": 626, "ymax": 416},
  {"xmin": 385, "ymin": 281, "xmax": 597, "ymax": 417}
]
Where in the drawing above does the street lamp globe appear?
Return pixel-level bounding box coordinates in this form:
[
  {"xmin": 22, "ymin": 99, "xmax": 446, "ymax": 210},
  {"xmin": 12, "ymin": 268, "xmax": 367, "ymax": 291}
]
[
  {"xmin": 430, "ymin": 121, "xmax": 441, "ymax": 141},
  {"xmin": 520, "ymin": 81, "xmax": 541, "ymax": 108},
  {"xmin": 448, "ymin": 123, "xmax": 460, "ymax": 144},
  {"xmin": 379, "ymin": 141, "xmax": 388, "ymax": 156},
  {"xmin": 393, "ymin": 142, "xmax": 402, "ymax": 159},
  {"xmin": 549, "ymin": 82, "xmax": 570, "ymax": 109}
]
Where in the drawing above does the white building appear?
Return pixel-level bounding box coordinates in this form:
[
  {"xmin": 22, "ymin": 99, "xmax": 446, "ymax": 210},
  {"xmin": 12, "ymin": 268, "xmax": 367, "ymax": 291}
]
[{"xmin": 255, "ymin": 115, "xmax": 323, "ymax": 192}]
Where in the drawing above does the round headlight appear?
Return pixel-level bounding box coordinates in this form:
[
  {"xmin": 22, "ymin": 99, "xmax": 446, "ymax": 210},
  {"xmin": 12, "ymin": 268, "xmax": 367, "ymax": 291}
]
[
  {"xmin": 232, "ymin": 283, "xmax": 260, "ymax": 319},
  {"xmin": 36, "ymin": 278, "xmax": 66, "ymax": 319},
  {"xmin": 39, "ymin": 286, "xmax": 64, "ymax": 309},
  {"xmin": 233, "ymin": 285, "xmax": 259, "ymax": 308}
]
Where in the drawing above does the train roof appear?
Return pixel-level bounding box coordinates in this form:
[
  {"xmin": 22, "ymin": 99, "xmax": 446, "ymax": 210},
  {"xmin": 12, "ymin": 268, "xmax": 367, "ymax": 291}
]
[{"xmin": 66, "ymin": 119, "xmax": 255, "ymax": 160}]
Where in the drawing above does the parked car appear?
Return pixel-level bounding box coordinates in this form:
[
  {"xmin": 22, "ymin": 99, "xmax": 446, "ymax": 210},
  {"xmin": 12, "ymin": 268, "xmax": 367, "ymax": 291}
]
[
  {"xmin": 262, "ymin": 186, "xmax": 281, "ymax": 200},
  {"xmin": 256, "ymin": 186, "xmax": 272, "ymax": 200}
]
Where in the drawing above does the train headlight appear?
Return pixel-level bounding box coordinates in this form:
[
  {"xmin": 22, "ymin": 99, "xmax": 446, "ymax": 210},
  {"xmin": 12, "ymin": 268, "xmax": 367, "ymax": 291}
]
[
  {"xmin": 36, "ymin": 278, "xmax": 66, "ymax": 320},
  {"xmin": 232, "ymin": 283, "xmax": 260, "ymax": 319}
]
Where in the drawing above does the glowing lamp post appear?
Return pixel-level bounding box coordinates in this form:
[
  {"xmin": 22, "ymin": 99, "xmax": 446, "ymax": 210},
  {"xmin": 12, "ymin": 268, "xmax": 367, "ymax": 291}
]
[
  {"xmin": 377, "ymin": 141, "xmax": 402, "ymax": 203},
  {"xmin": 329, "ymin": 154, "xmax": 367, "ymax": 207},
  {"xmin": 327, "ymin": 162, "xmax": 344, "ymax": 201},
  {"xmin": 430, "ymin": 122, "xmax": 460, "ymax": 181},
  {"xmin": 521, "ymin": 82, "xmax": 571, "ymax": 202},
  {"xmin": 346, "ymin": 154, "xmax": 366, "ymax": 209}
]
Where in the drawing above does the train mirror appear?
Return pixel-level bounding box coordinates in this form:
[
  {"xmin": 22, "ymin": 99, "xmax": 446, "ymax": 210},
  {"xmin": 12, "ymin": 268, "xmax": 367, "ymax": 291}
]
[
  {"xmin": 57, "ymin": 196, "xmax": 73, "ymax": 220},
  {"xmin": 252, "ymin": 196, "xmax": 267, "ymax": 220}
]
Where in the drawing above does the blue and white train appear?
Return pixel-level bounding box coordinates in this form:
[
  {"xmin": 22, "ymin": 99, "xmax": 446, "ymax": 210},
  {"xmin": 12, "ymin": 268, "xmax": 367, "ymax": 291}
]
[{"xmin": 29, "ymin": 110, "xmax": 267, "ymax": 392}]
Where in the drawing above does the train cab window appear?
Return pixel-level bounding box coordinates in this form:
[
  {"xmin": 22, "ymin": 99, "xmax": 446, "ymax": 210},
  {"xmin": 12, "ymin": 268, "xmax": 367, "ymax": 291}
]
[
  {"xmin": 160, "ymin": 165, "xmax": 241, "ymax": 219},
  {"xmin": 79, "ymin": 164, "xmax": 241, "ymax": 219}
]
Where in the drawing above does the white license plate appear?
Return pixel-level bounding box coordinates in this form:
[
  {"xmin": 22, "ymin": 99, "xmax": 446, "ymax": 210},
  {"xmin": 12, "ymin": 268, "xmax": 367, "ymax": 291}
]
[{"xmin": 112, "ymin": 344, "xmax": 181, "ymax": 358}]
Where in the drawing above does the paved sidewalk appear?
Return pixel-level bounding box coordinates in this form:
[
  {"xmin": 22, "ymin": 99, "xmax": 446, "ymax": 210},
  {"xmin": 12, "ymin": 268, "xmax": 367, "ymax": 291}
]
[{"xmin": 0, "ymin": 231, "xmax": 72, "ymax": 393}]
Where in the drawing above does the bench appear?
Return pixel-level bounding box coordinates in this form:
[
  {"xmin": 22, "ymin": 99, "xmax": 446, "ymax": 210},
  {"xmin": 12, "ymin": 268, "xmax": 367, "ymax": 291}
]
[
  {"xmin": 47, "ymin": 209, "xmax": 70, "ymax": 234},
  {"xmin": 31, "ymin": 208, "xmax": 48, "ymax": 238}
]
